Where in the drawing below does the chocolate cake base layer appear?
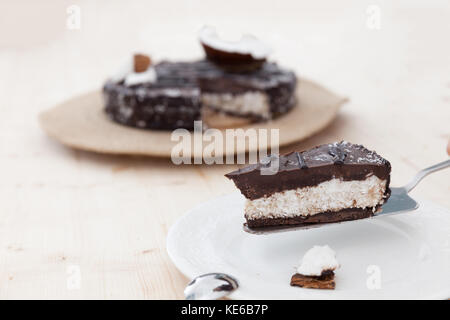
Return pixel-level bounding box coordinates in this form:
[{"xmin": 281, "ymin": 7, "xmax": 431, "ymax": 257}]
[
  {"xmin": 246, "ymin": 207, "xmax": 377, "ymax": 229},
  {"xmin": 290, "ymin": 271, "xmax": 335, "ymax": 290}
]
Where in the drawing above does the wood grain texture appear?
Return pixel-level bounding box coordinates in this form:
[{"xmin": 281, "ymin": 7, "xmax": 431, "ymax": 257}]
[{"xmin": 0, "ymin": 0, "xmax": 449, "ymax": 299}]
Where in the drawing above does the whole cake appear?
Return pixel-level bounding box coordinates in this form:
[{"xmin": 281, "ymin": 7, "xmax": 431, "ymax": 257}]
[
  {"xmin": 103, "ymin": 27, "xmax": 297, "ymax": 131},
  {"xmin": 225, "ymin": 141, "xmax": 392, "ymax": 229}
]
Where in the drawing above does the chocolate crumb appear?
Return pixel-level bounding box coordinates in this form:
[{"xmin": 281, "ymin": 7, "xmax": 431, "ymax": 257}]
[
  {"xmin": 290, "ymin": 270, "xmax": 336, "ymax": 290},
  {"xmin": 295, "ymin": 152, "xmax": 308, "ymax": 169}
]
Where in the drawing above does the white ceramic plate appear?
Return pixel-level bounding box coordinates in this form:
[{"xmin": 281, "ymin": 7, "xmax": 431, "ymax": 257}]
[{"xmin": 167, "ymin": 193, "xmax": 450, "ymax": 299}]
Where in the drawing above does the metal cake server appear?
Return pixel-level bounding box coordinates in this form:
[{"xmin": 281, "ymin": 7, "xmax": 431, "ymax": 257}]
[
  {"xmin": 244, "ymin": 159, "xmax": 450, "ymax": 235},
  {"xmin": 184, "ymin": 273, "xmax": 239, "ymax": 300}
]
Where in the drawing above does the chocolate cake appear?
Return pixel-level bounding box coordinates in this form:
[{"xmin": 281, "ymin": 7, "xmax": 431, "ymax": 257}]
[
  {"xmin": 104, "ymin": 59, "xmax": 296, "ymax": 130},
  {"xmin": 225, "ymin": 141, "xmax": 391, "ymax": 229},
  {"xmin": 103, "ymin": 28, "xmax": 297, "ymax": 131},
  {"xmin": 290, "ymin": 245, "xmax": 339, "ymax": 290}
]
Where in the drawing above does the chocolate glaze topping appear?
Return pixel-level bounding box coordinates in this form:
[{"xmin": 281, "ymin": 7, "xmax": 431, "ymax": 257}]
[{"xmin": 225, "ymin": 141, "xmax": 391, "ymax": 200}]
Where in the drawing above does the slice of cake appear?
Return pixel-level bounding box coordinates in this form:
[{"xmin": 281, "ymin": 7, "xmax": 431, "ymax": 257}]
[
  {"xmin": 225, "ymin": 141, "xmax": 391, "ymax": 229},
  {"xmin": 290, "ymin": 245, "xmax": 339, "ymax": 290}
]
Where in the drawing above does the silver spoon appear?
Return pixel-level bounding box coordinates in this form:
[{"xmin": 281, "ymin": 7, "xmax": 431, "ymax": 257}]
[
  {"xmin": 244, "ymin": 159, "xmax": 450, "ymax": 235},
  {"xmin": 184, "ymin": 273, "xmax": 239, "ymax": 300}
]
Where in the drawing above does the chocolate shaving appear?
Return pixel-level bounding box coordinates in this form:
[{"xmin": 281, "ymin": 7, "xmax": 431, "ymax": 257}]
[
  {"xmin": 328, "ymin": 143, "xmax": 346, "ymax": 164},
  {"xmin": 260, "ymin": 154, "xmax": 278, "ymax": 168},
  {"xmin": 295, "ymin": 152, "xmax": 308, "ymax": 169}
]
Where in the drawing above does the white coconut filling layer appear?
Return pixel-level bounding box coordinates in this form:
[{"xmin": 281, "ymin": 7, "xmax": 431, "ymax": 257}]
[
  {"xmin": 297, "ymin": 245, "xmax": 340, "ymax": 276},
  {"xmin": 201, "ymin": 91, "xmax": 270, "ymax": 118},
  {"xmin": 245, "ymin": 175, "xmax": 387, "ymax": 220}
]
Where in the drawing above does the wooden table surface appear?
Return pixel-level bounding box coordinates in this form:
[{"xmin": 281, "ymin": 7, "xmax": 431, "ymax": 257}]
[{"xmin": 0, "ymin": 0, "xmax": 449, "ymax": 299}]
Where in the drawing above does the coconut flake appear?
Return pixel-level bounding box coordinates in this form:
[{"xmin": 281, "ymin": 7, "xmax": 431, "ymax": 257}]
[{"xmin": 199, "ymin": 26, "xmax": 272, "ymax": 60}]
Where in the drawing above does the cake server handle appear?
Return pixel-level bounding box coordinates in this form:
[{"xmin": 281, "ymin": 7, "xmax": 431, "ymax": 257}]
[{"xmin": 403, "ymin": 159, "xmax": 450, "ymax": 193}]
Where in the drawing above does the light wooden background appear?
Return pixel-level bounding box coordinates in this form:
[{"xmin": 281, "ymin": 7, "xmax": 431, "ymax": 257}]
[{"xmin": 0, "ymin": 0, "xmax": 449, "ymax": 299}]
